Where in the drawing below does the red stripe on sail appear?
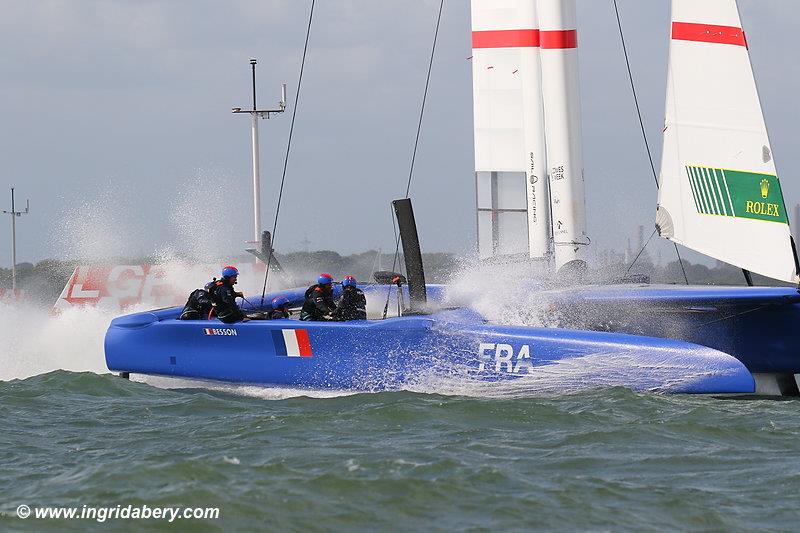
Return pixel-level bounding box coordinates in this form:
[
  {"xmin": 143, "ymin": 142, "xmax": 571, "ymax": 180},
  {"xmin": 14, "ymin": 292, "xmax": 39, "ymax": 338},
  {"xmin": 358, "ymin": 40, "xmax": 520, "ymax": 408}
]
[
  {"xmin": 472, "ymin": 29, "xmax": 540, "ymax": 49},
  {"xmin": 541, "ymin": 30, "xmax": 577, "ymax": 49},
  {"xmin": 672, "ymin": 22, "xmax": 747, "ymax": 48},
  {"xmin": 295, "ymin": 329, "xmax": 313, "ymax": 357}
]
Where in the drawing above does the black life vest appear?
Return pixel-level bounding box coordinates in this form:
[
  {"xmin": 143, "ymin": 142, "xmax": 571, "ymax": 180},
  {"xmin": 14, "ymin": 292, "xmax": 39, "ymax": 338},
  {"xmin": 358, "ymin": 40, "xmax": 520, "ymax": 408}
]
[
  {"xmin": 179, "ymin": 287, "xmax": 214, "ymax": 320},
  {"xmin": 208, "ymin": 279, "xmax": 245, "ymax": 323}
]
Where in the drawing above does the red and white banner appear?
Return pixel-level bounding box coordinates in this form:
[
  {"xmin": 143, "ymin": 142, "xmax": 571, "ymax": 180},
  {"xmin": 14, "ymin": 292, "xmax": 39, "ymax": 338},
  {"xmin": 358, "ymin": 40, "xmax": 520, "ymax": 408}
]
[{"xmin": 53, "ymin": 263, "xmax": 270, "ymax": 313}]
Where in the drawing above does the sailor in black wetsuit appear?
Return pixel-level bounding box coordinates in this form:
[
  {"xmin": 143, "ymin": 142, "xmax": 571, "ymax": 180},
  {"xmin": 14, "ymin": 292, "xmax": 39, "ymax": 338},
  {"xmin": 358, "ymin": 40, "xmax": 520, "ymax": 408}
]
[
  {"xmin": 333, "ymin": 276, "xmax": 367, "ymax": 321},
  {"xmin": 300, "ymin": 273, "xmax": 336, "ymax": 321},
  {"xmin": 210, "ymin": 265, "xmax": 247, "ymax": 324}
]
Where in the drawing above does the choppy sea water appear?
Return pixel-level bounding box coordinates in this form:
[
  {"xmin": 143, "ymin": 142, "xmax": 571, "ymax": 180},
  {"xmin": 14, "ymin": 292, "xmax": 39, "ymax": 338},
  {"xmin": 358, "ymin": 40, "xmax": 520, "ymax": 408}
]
[{"xmin": 2, "ymin": 371, "xmax": 800, "ymax": 532}]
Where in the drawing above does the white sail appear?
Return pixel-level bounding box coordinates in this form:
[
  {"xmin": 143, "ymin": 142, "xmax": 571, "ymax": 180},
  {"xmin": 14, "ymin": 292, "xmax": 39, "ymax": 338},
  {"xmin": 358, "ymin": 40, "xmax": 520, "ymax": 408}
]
[
  {"xmin": 657, "ymin": 0, "xmax": 799, "ymax": 283},
  {"xmin": 471, "ymin": 0, "xmax": 551, "ymax": 260},
  {"xmin": 538, "ymin": 0, "xmax": 589, "ymax": 272}
]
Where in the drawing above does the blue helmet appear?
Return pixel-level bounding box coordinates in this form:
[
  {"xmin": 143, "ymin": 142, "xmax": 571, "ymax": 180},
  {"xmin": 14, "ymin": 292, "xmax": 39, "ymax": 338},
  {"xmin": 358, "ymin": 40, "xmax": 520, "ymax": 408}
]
[
  {"xmin": 271, "ymin": 296, "xmax": 290, "ymax": 309},
  {"xmin": 317, "ymin": 273, "xmax": 333, "ymax": 285},
  {"xmin": 222, "ymin": 265, "xmax": 239, "ymax": 278},
  {"xmin": 342, "ymin": 275, "xmax": 357, "ymax": 287}
]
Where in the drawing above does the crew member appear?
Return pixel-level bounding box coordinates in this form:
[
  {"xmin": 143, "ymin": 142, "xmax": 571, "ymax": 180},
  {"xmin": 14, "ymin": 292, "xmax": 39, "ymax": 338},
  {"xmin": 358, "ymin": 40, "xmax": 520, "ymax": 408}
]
[
  {"xmin": 270, "ymin": 296, "xmax": 291, "ymax": 319},
  {"xmin": 210, "ymin": 265, "xmax": 246, "ymax": 323},
  {"xmin": 179, "ymin": 280, "xmax": 216, "ymax": 320},
  {"xmin": 333, "ymin": 275, "xmax": 367, "ymax": 321},
  {"xmin": 300, "ymin": 273, "xmax": 337, "ymax": 321}
]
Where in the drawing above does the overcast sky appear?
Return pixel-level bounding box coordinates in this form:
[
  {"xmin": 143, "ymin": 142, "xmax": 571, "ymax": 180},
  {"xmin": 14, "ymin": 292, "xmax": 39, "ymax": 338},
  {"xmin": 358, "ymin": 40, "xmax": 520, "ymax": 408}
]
[{"xmin": 0, "ymin": 0, "xmax": 797, "ymax": 266}]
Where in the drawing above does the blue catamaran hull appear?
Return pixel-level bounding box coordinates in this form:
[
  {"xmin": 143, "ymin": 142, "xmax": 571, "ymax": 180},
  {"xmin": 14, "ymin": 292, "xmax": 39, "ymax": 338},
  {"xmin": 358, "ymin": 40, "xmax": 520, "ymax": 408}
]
[{"xmin": 104, "ymin": 283, "xmax": 771, "ymax": 395}]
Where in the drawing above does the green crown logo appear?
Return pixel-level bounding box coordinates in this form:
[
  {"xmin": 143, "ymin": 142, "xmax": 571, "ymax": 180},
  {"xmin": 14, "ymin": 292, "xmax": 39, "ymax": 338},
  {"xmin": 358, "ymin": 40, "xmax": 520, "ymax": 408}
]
[{"xmin": 760, "ymin": 178, "xmax": 770, "ymax": 199}]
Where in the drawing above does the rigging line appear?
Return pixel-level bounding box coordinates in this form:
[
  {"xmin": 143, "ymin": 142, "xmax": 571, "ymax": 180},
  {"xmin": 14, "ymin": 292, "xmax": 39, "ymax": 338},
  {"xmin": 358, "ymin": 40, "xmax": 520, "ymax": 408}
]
[
  {"xmin": 260, "ymin": 0, "xmax": 316, "ymax": 307},
  {"xmin": 613, "ymin": 0, "xmax": 689, "ymax": 284},
  {"xmin": 624, "ymin": 227, "xmax": 657, "ymax": 277},
  {"xmin": 674, "ymin": 242, "xmax": 689, "ymax": 284},
  {"xmin": 383, "ymin": 0, "xmax": 445, "ymax": 318},
  {"xmin": 404, "ymin": 0, "xmax": 444, "ymax": 199},
  {"xmin": 612, "ymin": 0, "xmax": 658, "ymax": 188}
]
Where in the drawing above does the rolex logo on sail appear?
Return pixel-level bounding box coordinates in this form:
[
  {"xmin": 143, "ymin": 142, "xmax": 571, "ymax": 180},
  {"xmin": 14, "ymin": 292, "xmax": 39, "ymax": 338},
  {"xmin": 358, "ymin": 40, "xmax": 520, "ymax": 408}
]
[{"xmin": 685, "ymin": 166, "xmax": 787, "ymax": 224}]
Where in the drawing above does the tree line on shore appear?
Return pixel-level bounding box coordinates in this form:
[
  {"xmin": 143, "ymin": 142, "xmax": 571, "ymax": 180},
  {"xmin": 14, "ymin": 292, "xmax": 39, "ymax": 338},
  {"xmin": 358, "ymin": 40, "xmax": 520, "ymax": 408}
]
[{"xmin": 0, "ymin": 249, "xmax": 781, "ymax": 306}]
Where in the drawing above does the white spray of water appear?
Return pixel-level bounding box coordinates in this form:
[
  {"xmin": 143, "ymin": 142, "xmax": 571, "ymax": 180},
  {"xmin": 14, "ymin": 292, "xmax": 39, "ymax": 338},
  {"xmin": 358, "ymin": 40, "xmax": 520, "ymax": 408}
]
[
  {"xmin": 166, "ymin": 168, "xmax": 251, "ymax": 262},
  {"xmin": 3, "ymin": 177, "xmax": 162, "ymax": 380},
  {"xmin": 2, "ymin": 169, "xmax": 259, "ymax": 383},
  {"xmin": 445, "ymin": 257, "xmax": 556, "ymax": 326},
  {"xmin": 53, "ymin": 179, "xmax": 152, "ymax": 261},
  {"xmin": 0, "ymin": 302, "xmax": 144, "ymax": 381},
  {"xmin": 134, "ymin": 375, "xmax": 361, "ymax": 400},
  {"xmin": 153, "ymin": 168, "xmax": 286, "ymax": 298}
]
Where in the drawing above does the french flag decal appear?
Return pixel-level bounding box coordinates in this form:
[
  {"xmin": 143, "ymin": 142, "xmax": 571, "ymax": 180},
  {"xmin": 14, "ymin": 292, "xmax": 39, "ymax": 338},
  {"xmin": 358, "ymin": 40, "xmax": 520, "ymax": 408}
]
[{"xmin": 271, "ymin": 329, "xmax": 313, "ymax": 357}]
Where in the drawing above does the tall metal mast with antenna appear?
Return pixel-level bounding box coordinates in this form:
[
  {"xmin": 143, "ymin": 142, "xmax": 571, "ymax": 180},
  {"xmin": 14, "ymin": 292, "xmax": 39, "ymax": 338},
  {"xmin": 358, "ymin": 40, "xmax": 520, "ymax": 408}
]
[
  {"xmin": 2, "ymin": 187, "xmax": 30, "ymax": 293},
  {"xmin": 232, "ymin": 59, "xmax": 287, "ymax": 249}
]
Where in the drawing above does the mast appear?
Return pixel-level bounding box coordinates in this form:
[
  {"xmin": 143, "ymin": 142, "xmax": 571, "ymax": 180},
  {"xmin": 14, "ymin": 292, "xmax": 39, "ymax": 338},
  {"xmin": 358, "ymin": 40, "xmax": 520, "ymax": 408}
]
[
  {"xmin": 232, "ymin": 59, "xmax": 287, "ymax": 249},
  {"xmin": 250, "ymin": 60, "xmax": 262, "ymax": 247},
  {"xmin": 471, "ymin": 0, "xmax": 551, "ymax": 261},
  {"xmin": 538, "ymin": 0, "xmax": 589, "ymax": 273}
]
